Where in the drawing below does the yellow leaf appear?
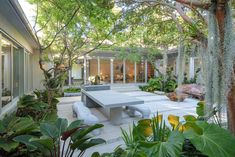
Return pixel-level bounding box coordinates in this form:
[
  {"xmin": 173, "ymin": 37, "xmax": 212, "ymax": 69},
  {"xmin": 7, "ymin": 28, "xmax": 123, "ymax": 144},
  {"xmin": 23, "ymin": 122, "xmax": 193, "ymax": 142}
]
[
  {"xmin": 138, "ymin": 119, "xmax": 151, "ymax": 126},
  {"xmin": 168, "ymin": 115, "xmax": 180, "ymax": 130},
  {"xmin": 143, "ymin": 127, "xmax": 153, "ymax": 137}
]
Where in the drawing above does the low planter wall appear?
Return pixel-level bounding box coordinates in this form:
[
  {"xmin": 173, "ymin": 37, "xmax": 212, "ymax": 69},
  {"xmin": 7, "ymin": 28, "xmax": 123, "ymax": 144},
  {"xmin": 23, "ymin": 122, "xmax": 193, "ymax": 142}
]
[
  {"xmin": 81, "ymin": 84, "xmax": 110, "ymax": 91},
  {"xmin": 154, "ymin": 91, "xmax": 165, "ymax": 95},
  {"xmin": 64, "ymin": 92, "xmax": 81, "ymax": 97}
]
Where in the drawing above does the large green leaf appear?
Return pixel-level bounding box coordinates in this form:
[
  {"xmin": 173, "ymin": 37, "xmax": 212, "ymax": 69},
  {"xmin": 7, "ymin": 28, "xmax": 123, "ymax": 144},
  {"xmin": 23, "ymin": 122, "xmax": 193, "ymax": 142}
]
[
  {"xmin": 142, "ymin": 131, "xmax": 184, "ymax": 157},
  {"xmin": 30, "ymin": 137, "xmax": 54, "ymax": 150},
  {"xmin": 76, "ymin": 138, "xmax": 106, "ymax": 151},
  {"xmin": 67, "ymin": 120, "xmax": 83, "ymax": 131},
  {"xmin": 55, "ymin": 118, "xmax": 68, "ymax": 135},
  {"xmin": 71, "ymin": 124, "xmax": 103, "ymax": 141},
  {"xmin": 196, "ymin": 101, "xmax": 205, "ymax": 117},
  {"xmin": 11, "ymin": 118, "xmax": 37, "ymax": 135},
  {"xmin": 70, "ymin": 137, "xmax": 91, "ymax": 150},
  {"xmin": 13, "ymin": 135, "xmax": 37, "ymax": 150},
  {"xmin": 40, "ymin": 122, "xmax": 59, "ymax": 139},
  {"xmin": 0, "ymin": 139, "xmax": 19, "ymax": 152},
  {"xmin": 184, "ymin": 121, "xmax": 235, "ymax": 157}
]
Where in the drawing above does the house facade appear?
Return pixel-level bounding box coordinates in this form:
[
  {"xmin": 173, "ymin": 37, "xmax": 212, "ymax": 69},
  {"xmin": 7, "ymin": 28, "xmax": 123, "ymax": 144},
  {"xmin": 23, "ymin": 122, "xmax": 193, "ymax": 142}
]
[
  {"xmin": 0, "ymin": 0, "xmax": 43, "ymax": 117},
  {"xmin": 71, "ymin": 49, "xmax": 201, "ymax": 85}
]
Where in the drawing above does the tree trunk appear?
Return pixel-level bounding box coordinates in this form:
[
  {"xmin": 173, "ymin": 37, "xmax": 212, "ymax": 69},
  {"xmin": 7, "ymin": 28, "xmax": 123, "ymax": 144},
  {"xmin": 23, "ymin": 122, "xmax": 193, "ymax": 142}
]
[
  {"xmin": 214, "ymin": 0, "xmax": 235, "ymax": 134},
  {"xmin": 228, "ymin": 76, "xmax": 235, "ymax": 133}
]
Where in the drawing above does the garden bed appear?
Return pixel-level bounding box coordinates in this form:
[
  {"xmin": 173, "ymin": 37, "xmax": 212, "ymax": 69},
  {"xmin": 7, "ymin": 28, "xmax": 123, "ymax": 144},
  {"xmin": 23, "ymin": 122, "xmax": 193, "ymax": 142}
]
[{"xmin": 63, "ymin": 87, "xmax": 81, "ymax": 97}]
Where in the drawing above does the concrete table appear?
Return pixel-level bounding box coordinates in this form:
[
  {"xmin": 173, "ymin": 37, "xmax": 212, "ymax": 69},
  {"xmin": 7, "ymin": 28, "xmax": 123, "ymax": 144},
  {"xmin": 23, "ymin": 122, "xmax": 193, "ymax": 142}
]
[{"xmin": 82, "ymin": 90, "xmax": 144, "ymax": 125}]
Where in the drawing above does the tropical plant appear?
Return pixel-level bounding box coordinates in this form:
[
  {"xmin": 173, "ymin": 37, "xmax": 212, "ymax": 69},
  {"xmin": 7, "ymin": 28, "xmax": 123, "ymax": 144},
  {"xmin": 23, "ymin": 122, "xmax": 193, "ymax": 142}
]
[
  {"xmin": 14, "ymin": 118, "xmax": 105, "ymax": 157},
  {"xmin": 34, "ymin": 89, "xmax": 60, "ymax": 110},
  {"xmin": 139, "ymin": 75, "xmax": 177, "ymax": 93},
  {"xmin": 16, "ymin": 94, "xmax": 48, "ymax": 121},
  {"xmin": 97, "ymin": 111, "xmax": 235, "ymax": 157},
  {"xmin": 0, "ymin": 115, "xmax": 39, "ymax": 156}
]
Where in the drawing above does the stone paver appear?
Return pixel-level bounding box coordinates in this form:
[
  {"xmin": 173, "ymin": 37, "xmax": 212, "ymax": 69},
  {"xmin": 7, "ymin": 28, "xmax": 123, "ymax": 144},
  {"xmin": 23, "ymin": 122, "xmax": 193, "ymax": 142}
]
[{"xmin": 57, "ymin": 90, "xmax": 199, "ymax": 156}]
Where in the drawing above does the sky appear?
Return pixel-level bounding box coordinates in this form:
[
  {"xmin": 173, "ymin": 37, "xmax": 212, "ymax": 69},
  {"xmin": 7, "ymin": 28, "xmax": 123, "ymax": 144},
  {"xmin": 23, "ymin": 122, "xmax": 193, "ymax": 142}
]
[{"xmin": 18, "ymin": 0, "xmax": 35, "ymax": 27}]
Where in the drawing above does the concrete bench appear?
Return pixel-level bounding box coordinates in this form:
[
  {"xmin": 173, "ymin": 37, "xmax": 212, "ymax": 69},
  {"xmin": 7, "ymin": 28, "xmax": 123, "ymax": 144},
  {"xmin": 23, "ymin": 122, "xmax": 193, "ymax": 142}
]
[
  {"xmin": 126, "ymin": 104, "xmax": 151, "ymax": 118},
  {"xmin": 72, "ymin": 101, "xmax": 101, "ymax": 135}
]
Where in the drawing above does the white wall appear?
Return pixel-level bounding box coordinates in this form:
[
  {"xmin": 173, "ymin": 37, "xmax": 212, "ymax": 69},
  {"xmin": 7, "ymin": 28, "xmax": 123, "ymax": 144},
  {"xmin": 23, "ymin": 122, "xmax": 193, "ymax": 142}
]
[
  {"xmin": 0, "ymin": 13, "xmax": 34, "ymax": 52},
  {"xmin": 31, "ymin": 52, "xmax": 44, "ymax": 90},
  {"xmin": 72, "ymin": 64, "xmax": 82, "ymax": 79}
]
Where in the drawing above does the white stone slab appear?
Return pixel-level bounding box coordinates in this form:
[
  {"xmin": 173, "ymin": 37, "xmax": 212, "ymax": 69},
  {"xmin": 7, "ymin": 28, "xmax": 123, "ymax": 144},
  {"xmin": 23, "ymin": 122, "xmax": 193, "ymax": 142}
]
[
  {"xmin": 137, "ymin": 95, "xmax": 169, "ymax": 102},
  {"xmin": 123, "ymin": 91, "xmax": 156, "ymax": 97},
  {"xmin": 83, "ymin": 90, "xmax": 144, "ymax": 108}
]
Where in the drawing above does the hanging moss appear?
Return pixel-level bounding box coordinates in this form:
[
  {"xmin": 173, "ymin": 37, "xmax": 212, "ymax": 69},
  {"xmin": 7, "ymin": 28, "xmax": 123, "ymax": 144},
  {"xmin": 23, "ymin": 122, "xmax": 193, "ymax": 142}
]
[
  {"xmin": 177, "ymin": 40, "xmax": 185, "ymax": 87},
  {"xmin": 205, "ymin": 2, "xmax": 234, "ymax": 122},
  {"xmin": 197, "ymin": 44, "xmax": 206, "ymax": 85}
]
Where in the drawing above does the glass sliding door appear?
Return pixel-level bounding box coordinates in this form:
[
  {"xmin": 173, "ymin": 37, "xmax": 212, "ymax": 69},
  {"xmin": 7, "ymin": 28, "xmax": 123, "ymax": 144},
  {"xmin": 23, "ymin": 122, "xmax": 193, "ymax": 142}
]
[
  {"xmin": 89, "ymin": 59, "xmax": 98, "ymax": 77},
  {"xmin": 100, "ymin": 59, "xmax": 110, "ymax": 83},
  {"xmin": 136, "ymin": 60, "xmax": 145, "ymax": 83},
  {"xmin": 19, "ymin": 48, "xmax": 24, "ymax": 96},
  {"xmin": 113, "ymin": 60, "xmax": 123, "ymax": 83},
  {"xmin": 126, "ymin": 61, "xmax": 135, "ymax": 83},
  {"xmin": 1, "ymin": 38, "xmax": 12, "ymax": 107},
  {"xmin": 13, "ymin": 47, "xmax": 20, "ymax": 98}
]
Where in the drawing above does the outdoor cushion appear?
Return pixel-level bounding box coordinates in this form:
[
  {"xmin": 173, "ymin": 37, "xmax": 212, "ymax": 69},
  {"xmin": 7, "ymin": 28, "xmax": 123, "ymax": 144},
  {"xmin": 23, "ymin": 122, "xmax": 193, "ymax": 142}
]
[
  {"xmin": 127, "ymin": 104, "xmax": 151, "ymax": 118},
  {"xmin": 72, "ymin": 101, "xmax": 91, "ymax": 116},
  {"xmin": 72, "ymin": 101, "xmax": 101, "ymax": 135}
]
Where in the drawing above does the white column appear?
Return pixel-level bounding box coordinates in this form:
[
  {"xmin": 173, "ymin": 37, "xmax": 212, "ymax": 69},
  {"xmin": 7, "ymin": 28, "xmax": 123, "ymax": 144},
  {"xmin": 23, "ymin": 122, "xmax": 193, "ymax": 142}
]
[
  {"xmin": 189, "ymin": 57, "xmax": 195, "ymax": 79},
  {"xmin": 163, "ymin": 53, "xmax": 168, "ymax": 75},
  {"xmin": 87, "ymin": 59, "xmax": 89, "ymax": 79},
  {"xmin": 0, "ymin": 33, "xmax": 2, "ymax": 112},
  {"xmin": 123, "ymin": 60, "xmax": 126, "ymax": 84},
  {"xmin": 83, "ymin": 56, "xmax": 87, "ymax": 84},
  {"xmin": 110, "ymin": 59, "xmax": 114, "ymax": 84},
  {"xmin": 145, "ymin": 60, "xmax": 148, "ymax": 83},
  {"xmin": 134, "ymin": 62, "xmax": 137, "ymax": 83},
  {"xmin": 68, "ymin": 69, "xmax": 72, "ymax": 86},
  {"xmin": 97, "ymin": 57, "xmax": 100, "ymax": 76}
]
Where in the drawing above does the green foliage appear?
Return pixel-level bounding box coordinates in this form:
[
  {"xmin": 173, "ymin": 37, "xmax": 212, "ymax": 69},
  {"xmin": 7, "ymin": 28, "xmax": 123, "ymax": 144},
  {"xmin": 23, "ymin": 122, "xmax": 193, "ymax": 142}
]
[
  {"xmin": 184, "ymin": 121, "xmax": 235, "ymax": 157},
  {"xmin": 98, "ymin": 111, "xmax": 235, "ymax": 157},
  {"xmin": 16, "ymin": 94, "xmax": 48, "ymax": 121},
  {"xmin": 64, "ymin": 87, "xmax": 81, "ymax": 93},
  {"xmin": 140, "ymin": 72, "xmax": 177, "ymax": 93},
  {"xmin": 14, "ymin": 118, "xmax": 105, "ymax": 157},
  {"xmin": 0, "ymin": 115, "xmax": 39, "ymax": 156}
]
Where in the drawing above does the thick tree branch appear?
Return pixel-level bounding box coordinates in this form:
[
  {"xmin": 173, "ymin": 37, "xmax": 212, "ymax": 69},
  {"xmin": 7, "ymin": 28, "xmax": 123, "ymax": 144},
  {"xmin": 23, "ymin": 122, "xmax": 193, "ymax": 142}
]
[{"xmin": 174, "ymin": 0, "xmax": 211, "ymax": 10}]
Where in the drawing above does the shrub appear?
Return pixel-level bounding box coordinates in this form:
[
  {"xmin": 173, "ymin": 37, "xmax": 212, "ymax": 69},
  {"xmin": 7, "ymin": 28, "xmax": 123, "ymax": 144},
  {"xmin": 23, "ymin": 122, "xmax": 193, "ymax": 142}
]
[
  {"xmin": 139, "ymin": 76, "xmax": 177, "ymax": 93},
  {"xmin": 64, "ymin": 87, "xmax": 81, "ymax": 93}
]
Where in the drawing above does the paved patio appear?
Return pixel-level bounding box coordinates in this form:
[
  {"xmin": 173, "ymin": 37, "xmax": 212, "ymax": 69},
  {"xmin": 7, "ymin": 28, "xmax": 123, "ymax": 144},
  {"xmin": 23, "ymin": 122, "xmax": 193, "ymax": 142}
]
[{"xmin": 57, "ymin": 89, "xmax": 199, "ymax": 156}]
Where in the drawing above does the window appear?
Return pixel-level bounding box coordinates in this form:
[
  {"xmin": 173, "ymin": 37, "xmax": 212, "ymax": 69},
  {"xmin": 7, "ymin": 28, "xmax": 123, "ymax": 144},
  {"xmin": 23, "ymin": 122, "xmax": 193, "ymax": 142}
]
[
  {"xmin": 1, "ymin": 36, "xmax": 25, "ymax": 109},
  {"xmin": 126, "ymin": 61, "xmax": 135, "ymax": 83},
  {"xmin": 136, "ymin": 60, "xmax": 145, "ymax": 83},
  {"xmin": 89, "ymin": 59, "xmax": 98, "ymax": 77},
  {"xmin": 100, "ymin": 59, "xmax": 110, "ymax": 83},
  {"xmin": 113, "ymin": 60, "xmax": 123, "ymax": 83},
  {"xmin": 1, "ymin": 38, "xmax": 12, "ymax": 107}
]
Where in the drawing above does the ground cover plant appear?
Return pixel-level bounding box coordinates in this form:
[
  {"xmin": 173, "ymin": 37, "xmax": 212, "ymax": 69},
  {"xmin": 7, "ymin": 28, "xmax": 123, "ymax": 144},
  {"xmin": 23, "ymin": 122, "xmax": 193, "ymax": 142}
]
[{"xmin": 64, "ymin": 87, "xmax": 81, "ymax": 93}]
